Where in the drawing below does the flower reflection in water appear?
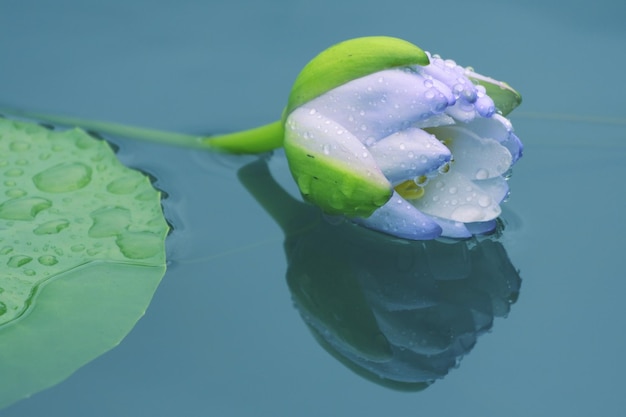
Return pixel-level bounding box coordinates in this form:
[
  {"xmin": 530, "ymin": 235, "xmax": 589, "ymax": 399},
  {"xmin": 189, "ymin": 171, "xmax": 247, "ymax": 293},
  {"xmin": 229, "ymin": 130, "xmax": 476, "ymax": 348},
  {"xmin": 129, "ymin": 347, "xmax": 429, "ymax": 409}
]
[{"xmin": 239, "ymin": 158, "xmax": 521, "ymax": 391}]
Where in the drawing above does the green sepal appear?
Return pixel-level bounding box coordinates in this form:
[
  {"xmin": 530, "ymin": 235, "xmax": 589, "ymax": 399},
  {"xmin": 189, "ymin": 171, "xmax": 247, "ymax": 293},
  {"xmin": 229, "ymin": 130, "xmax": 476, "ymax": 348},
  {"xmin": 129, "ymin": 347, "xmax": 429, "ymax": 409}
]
[
  {"xmin": 285, "ymin": 36, "xmax": 429, "ymax": 118},
  {"xmin": 283, "ymin": 136, "xmax": 392, "ymax": 218},
  {"xmin": 467, "ymin": 72, "xmax": 522, "ymax": 116}
]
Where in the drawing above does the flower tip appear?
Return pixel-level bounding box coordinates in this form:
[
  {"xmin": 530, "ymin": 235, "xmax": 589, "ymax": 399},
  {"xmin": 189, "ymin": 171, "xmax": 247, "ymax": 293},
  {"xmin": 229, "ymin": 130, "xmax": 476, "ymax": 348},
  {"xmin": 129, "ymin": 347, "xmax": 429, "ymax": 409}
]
[{"xmin": 466, "ymin": 72, "xmax": 522, "ymax": 116}]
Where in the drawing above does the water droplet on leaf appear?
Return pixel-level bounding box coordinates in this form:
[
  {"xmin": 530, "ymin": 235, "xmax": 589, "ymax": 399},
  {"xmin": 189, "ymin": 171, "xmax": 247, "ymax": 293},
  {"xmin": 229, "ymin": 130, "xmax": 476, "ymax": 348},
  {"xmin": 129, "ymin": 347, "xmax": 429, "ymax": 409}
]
[
  {"xmin": 33, "ymin": 162, "xmax": 92, "ymax": 193},
  {"xmin": 7, "ymin": 255, "xmax": 33, "ymax": 268},
  {"xmin": 115, "ymin": 231, "xmax": 163, "ymax": 259},
  {"xmin": 0, "ymin": 197, "xmax": 52, "ymax": 220},
  {"xmin": 88, "ymin": 207, "xmax": 131, "ymax": 238},
  {"xmin": 37, "ymin": 255, "xmax": 58, "ymax": 266},
  {"xmin": 33, "ymin": 219, "xmax": 70, "ymax": 235}
]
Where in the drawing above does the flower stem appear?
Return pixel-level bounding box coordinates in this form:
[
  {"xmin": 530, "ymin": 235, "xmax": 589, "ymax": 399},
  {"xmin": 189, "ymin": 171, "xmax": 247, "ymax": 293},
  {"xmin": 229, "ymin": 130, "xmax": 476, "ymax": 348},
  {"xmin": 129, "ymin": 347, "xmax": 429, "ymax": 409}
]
[
  {"xmin": 0, "ymin": 107, "xmax": 284, "ymax": 154},
  {"xmin": 201, "ymin": 120, "xmax": 284, "ymax": 154}
]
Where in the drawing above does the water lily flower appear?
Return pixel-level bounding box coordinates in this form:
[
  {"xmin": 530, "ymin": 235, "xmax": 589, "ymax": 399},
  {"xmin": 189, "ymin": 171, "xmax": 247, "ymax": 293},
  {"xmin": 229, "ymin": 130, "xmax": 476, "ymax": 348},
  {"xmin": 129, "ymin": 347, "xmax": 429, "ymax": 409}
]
[
  {"xmin": 283, "ymin": 38, "xmax": 522, "ymax": 240},
  {"xmin": 4, "ymin": 37, "xmax": 522, "ymax": 240}
]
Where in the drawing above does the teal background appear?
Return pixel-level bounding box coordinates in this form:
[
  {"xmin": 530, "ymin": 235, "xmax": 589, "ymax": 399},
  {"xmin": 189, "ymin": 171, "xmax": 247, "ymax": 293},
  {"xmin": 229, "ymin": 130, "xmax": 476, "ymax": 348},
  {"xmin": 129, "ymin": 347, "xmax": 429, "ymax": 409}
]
[{"xmin": 2, "ymin": 0, "xmax": 626, "ymax": 415}]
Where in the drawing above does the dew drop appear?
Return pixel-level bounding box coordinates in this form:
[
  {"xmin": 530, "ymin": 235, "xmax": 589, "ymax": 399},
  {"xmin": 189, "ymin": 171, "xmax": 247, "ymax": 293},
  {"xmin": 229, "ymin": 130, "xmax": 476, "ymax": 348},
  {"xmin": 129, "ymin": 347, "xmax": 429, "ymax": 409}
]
[
  {"xmin": 7, "ymin": 255, "xmax": 33, "ymax": 268},
  {"xmin": 38, "ymin": 255, "xmax": 59, "ymax": 266},
  {"xmin": 33, "ymin": 219, "xmax": 70, "ymax": 235},
  {"xmin": 71, "ymin": 244, "xmax": 85, "ymax": 252},
  {"xmin": 475, "ymin": 168, "xmax": 489, "ymax": 180},
  {"xmin": 75, "ymin": 135, "xmax": 96, "ymax": 149},
  {"xmin": 33, "ymin": 162, "xmax": 92, "ymax": 193},
  {"xmin": 135, "ymin": 190, "xmax": 157, "ymax": 201},
  {"xmin": 88, "ymin": 206, "xmax": 131, "ymax": 238},
  {"xmin": 297, "ymin": 174, "xmax": 312, "ymax": 194},
  {"xmin": 106, "ymin": 175, "xmax": 143, "ymax": 195},
  {"xmin": 4, "ymin": 168, "xmax": 24, "ymax": 177},
  {"xmin": 5, "ymin": 188, "xmax": 27, "ymax": 198},
  {"xmin": 438, "ymin": 163, "xmax": 450, "ymax": 174},
  {"xmin": 0, "ymin": 196, "xmax": 52, "ymax": 220},
  {"xmin": 0, "ymin": 246, "xmax": 13, "ymax": 255},
  {"xmin": 478, "ymin": 195, "xmax": 491, "ymax": 208},
  {"xmin": 23, "ymin": 269, "xmax": 36, "ymax": 276},
  {"xmin": 9, "ymin": 141, "xmax": 30, "ymax": 152},
  {"xmin": 322, "ymin": 144, "xmax": 331, "ymax": 155}
]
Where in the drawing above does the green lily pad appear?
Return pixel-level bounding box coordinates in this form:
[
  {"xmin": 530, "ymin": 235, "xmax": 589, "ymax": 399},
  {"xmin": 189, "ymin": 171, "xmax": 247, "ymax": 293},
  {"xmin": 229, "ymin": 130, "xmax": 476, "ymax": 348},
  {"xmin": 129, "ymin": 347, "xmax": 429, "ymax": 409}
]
[{"xmin": 0, "ymin": 117, "xmax": 168, "ymax": 408}]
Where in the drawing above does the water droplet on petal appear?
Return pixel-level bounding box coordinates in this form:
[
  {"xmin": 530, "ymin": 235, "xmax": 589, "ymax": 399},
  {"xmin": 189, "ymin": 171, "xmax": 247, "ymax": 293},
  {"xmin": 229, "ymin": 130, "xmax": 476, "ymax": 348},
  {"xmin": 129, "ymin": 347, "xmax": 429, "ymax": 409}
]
[
  {"xmin": 475, "ymin": 168, "xmax": 489, "ymax": 180},
  {"xmin": 478, "ymin": 195, "xmax": 491, "ymax": 208}
]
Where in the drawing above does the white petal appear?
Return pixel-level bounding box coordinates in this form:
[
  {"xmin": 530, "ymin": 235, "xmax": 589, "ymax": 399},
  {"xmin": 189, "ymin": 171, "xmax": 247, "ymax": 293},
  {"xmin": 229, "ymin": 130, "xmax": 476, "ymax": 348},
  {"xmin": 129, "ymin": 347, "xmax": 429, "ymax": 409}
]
[
  {"xmin": 412, "ymin": 113, "xmax": 455, "ymax": 129},
  {"xmin": 429, "ymin": 125, "xmax": 513, "ymax": 180},
  {"xmin": 474, "ymin": 95, "xmax": 496, "ymax": 118},
  {"xmin": 412, "ymin": 171, "xmax": 502, "ymax": 223},
  {"xmin": 464, "ymin": 114, "xmax": 511, "ymax": 142},
  {"xmin": 307, "ymin": 68, "xmax": 452, "ymax": 144},
  {"xmin": 445, "ymin": 101, "xmax": 477, "ymax": 122},
  {"xmin": 353, "ymin": 192, "xmax": 442, "ymax": 240},
  {"xmin": 473, "ymin": 176, "xmax": 510, "ymax": 204},
  {"xmin": 431, "ymin": 217, "xmax": 471, "ymax": 238},
  {"xmin": 368, "ymin": 128, "xmax": 451, "ymax": 183},
  {"xmin": 420, "ymin": 54, "xmax": 477, "ymax": 102},
  {"xmin": 284, "ymin": 106, "xmax": 389, "ymax": 187},
  {"xmin": 464, "ymin": 115, "xmax": 522, "ymax": 163},
  {"xmin": 504, "ymin": 132, "xmax": 523, "ymax": 163}
]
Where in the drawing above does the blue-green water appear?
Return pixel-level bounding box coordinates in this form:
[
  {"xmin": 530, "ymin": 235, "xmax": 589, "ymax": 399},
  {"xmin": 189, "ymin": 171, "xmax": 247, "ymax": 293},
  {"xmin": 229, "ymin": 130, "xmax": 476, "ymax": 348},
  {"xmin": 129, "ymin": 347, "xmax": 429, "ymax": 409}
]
[{"xmin": 2, "ymin": 0, "xmax": 625, "ymax": 416}]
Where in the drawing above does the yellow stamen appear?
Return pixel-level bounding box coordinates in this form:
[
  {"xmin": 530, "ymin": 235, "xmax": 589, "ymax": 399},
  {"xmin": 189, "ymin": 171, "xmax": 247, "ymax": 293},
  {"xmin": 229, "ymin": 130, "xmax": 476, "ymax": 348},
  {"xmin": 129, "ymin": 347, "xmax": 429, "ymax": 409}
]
[{"xmin": 394, "ymin": 179, "xmax": 425, "ymax": 200}]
